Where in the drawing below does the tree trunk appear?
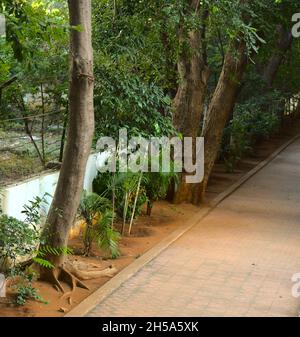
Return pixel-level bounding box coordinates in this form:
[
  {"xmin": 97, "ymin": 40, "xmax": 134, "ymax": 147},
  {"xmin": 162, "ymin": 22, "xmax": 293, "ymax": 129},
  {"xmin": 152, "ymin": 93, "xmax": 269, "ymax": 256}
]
[
  {"xmin": 196, "ymin": 39, "xmax": 248, "ymax": 203},
  {"xmin": 146, "ymin": 200, "xmax": 153, "ymax": 216},
  {"xmin": 173, "ymin": 1, "xmax": 209, "ymax": 204},
  {"xmin": 262, "ymin": 25, "xmax": 293, "ymax": 88},
  {"xmin": 41, "ymin": 0, "xmax": 94, "ymax": 269},
  {"xmin": 295, "ymin": 100, "xmax": 300, "ymax": 119}
]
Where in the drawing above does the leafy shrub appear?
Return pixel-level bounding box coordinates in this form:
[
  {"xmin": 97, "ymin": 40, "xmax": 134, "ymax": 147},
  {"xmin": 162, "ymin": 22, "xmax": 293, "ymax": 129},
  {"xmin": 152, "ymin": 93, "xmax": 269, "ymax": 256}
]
[
  {"xmin": 0, "ymin": 216, "xmax": 40, "ymax": 270},
  {"xmin": 0, "ymin": 194, "xmax": 53, "ymax": 306},
  {"xmin": 0, "ymin": 194, "xmax": 50, "ymax": 271},
  {"xmin": 223, "ymin": 103, "xmax": 280, "ymax": 171}
]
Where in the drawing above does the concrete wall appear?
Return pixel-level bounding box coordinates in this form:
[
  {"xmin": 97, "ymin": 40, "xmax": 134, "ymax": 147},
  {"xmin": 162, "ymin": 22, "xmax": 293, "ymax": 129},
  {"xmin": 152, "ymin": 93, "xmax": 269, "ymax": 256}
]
[{"xmin": 1, "ymin": 153, "xmax": 98, "ymax": 221}]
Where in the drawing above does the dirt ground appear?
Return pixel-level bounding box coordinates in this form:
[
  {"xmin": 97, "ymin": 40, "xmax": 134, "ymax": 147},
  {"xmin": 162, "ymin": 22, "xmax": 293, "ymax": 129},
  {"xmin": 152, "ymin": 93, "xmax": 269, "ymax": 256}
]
[{"xmin": 0, "ymin": 119, "xmax": 299, "ymax": 317}]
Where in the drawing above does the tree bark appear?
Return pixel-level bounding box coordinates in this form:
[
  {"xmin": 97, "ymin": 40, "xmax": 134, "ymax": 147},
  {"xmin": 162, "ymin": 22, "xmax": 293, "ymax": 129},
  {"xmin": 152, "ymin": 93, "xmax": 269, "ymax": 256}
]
[
  {"xmin": 0, "ymin": 75, "xmax": 18, "ymax": 106},
  {"xmin": 295, "ymin": 100, "xmax": 300, "ymax": 119},
  {"xmin": 173, "ymin": 0, "xmax": 209, "ymax": 204},
  {"xmin": 196, "ymin": 39, "xmax": 248, "ymax": 203},
  {"xmin": 41, "ymin": 0, "xmax": 94, "ymax": 269},
  {"xmin": 262, "ymin": 25, "xmax": 293, "ymax": 88}
]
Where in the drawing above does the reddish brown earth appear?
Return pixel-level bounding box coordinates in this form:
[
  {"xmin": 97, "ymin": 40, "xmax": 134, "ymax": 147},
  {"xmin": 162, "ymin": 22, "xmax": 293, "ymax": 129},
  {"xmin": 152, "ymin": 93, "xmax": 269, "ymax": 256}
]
[{"xmin": 0, "ymin": 119, "xmax": 299, "ymax": 317}]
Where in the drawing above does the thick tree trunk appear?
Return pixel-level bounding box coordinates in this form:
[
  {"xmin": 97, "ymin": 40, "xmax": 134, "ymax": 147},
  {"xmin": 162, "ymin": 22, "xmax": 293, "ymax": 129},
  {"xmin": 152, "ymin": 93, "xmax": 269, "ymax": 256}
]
[
  {"xmin": 173, "ymin": 1, "xmax": 209, "ymax": 204},
  {"xmin": 42, "ymin": 0, "xmax": 94, "ymax": 269},
  {"xmin": 196, "ymin": 40, "xmax": 248, "ymax": 203},
  {"xmin": 262, "ymin": 25, "xmax": 293, "ymax": 88}
]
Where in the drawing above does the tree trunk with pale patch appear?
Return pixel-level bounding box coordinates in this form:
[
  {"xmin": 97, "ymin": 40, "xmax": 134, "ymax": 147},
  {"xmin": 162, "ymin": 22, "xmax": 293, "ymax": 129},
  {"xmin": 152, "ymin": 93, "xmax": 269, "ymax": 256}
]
[
  {"xmin": 173, "ymin": 0, "xmax": 209, "ymax": 204},
  {"xmin": 40, "ymin": 0, "xmax": 95, "ymax": 292},
  {"xmin": 197, "ymin": 40, "xmax": 248, "ymax": 203}
]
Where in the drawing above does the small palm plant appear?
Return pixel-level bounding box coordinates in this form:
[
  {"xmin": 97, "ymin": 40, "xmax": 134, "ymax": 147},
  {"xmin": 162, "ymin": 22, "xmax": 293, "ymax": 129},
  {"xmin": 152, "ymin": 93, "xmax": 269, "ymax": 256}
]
[{"xmin": 78, "ymin": 192, "xmax": 120, "ymax": 258}]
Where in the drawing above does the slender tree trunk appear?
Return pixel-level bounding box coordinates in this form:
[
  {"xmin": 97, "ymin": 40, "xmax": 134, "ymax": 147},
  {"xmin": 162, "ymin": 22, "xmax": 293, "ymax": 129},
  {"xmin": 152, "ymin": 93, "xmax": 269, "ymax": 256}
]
[
  {"xmin": 196, "ymin": 40, "xmax": 248, "ymax": 202},
  {"xmin": 295, "ymin": 100, "xmax": 300, "ymax": 119},
  {"xmin": 0, "ymin": 75, "xmax": 18, "ymax": 105},
  {"xmin": 146, "ymin": 200, "xmax": 153, "ymax": 216},
  {"xmin": 42, "ymin": 0, "xmax": 94, "ymax": 269},
  {"xmin": 83, "ymin": 219, "xmax": 93, "ymax": 257},
  {"xmin": 262, "ymin": 25, "xmax": 293, "ymax": 88},
  {"xmin": 16, "ymin": 95, "xmax": 45, "ymax": 167},
  {"xmin": 40, "ymin": 83, "xmax": 46, "ymax": 163},
  {"xmin": 59, "ymin": 104, "xmax": 68, "ymax": 163},
  {"xmin": 173, "ymin": 1, "xmax": 209, "ymax": 204}
]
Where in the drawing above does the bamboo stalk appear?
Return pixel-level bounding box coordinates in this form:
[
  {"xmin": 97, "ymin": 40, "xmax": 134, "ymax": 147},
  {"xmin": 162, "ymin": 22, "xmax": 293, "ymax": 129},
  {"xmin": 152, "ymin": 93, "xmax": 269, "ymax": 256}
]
[
  {"xmin": 121, "ymin": 191, "xmax": 129, "ymax": 235},
  {"xmin": 128, "ymin": 172, "xmax": 143, "ymax": 235}
]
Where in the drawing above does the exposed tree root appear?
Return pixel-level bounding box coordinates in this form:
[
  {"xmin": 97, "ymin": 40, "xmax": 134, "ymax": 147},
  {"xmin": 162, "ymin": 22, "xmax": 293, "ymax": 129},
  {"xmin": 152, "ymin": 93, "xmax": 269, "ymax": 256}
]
[
  {"xmin": 43, "ymin": 265, "xmax": 89, "ymax": 294},
  {"xmin": 40, "ymin": 259, "xmax": 117, "ymax": 304},
  {"xmin": 65, "ymin": 260, "xmax": 117, "ymax": 281}
]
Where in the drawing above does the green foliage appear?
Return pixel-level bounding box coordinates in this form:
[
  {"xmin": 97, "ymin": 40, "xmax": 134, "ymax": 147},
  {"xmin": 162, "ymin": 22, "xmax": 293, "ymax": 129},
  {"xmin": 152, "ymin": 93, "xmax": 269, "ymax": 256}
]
[
  {"xmin": 0, "ymin": 214, "xmax": 39, "ymax": 268},
  {"xmin": 0, "ymin": 191, "xmax": 72, "ymax": 271},
  {"xmin": 144, "ymin": 171, "xmax": 177, "ymax": 200},
  {"xmin": 1, "ymin": 0, "xmax": 68, "ymax": 62},
  {"xmin": 93, "ymin": 209, "xmax": 120, "ymax": 259},
  {"xmin": 94, "ymin": 65, "xmax": 175, "ymax": 140},
  {"xmin": 93, "ymin": 156, "xmax": 177, "ymax": 221},
  {"xmin": 93, "ymin": 171, "xmax": 148, "ymax": 221},
  {"xmin": 92, "ymin": 0, "xmax": 178, "ymax": 142},
  {"xmin": 0, "ymin": 194, "xmax": 47, "ymax": 269},
  {"xmin": 15, "ymin": 283, "xmax": 47, "ymax": 306},
  {"xmin": 33, "ymin": 246, "xmax": 73, "ymax": 269},
  {"xmin": 37, "ymin": 245, "xmax": 73, "ymax": 257},
  {"xmin": 31, "ymin": 257, "xmax": 54, "ymax": 269},
  {"xmin": 115, "ymin": 172, "xmax": 148, "ymax": 221},
  {"xmin": 8, "ymin": 265, "xmax": 47, "ymax": 306},
  {"xmin": 22, "ymin": 194, "xmax": 48, "ymax": 229},
  {"xmin": 79, "ymin": 192, "xmax": 120, "ymax": 258},
  {"xmin": 92, "ymin": 0, "xmax": 178, "ymax": 94},
  {"xmin": 223, "ymin": 99, "xmax": 280, "ymax": 171},
  {"xmin": 0, "ymin": 189, "xmax": 72, "ymax": 305},
  {"xmin": 143, "ymin": 158, "xmax": 179, "ymax": 215},
  {"xmin": 0, "ymin": 194, "xmax": 65, "ymax": 272},
  {"xmin": 0, "ymin": 0, "xmax": 68, "ymax": 174}
]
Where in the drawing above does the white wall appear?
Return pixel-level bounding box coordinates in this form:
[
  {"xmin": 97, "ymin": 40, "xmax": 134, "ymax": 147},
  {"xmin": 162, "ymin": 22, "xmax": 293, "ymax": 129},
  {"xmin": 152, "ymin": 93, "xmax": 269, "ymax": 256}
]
[{"xmin": 1, "ymin": 153, "xmax": 98, "ymax": 221}]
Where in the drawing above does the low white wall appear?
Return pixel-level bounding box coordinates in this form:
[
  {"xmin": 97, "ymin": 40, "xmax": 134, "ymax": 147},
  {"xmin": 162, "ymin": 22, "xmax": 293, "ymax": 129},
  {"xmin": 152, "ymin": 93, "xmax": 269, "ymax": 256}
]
[{"xmin": 1, "ymin": 153, "xmax": 98, "ymax": 221}]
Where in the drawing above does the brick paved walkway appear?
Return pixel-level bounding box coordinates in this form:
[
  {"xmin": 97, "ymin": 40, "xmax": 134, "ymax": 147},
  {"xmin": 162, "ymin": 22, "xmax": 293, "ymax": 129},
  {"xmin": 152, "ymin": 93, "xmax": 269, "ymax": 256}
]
[{"xmin": 87, "ymin": 139, "xmax": 300, "ymax": 317}]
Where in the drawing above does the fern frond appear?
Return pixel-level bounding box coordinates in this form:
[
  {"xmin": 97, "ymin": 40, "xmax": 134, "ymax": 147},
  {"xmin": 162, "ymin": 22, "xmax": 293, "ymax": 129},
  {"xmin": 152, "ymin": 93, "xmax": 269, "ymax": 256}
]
[{"xmin": 32, "ymin": 257, "xmax": 54, "ymax": 269}]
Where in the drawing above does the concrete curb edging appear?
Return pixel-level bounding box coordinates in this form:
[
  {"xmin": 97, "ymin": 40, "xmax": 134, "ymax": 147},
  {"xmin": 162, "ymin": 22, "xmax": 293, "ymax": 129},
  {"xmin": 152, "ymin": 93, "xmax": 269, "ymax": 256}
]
[{"xmin": 66, "ymin": 132, "xmax": 300, "ymax": 317}]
